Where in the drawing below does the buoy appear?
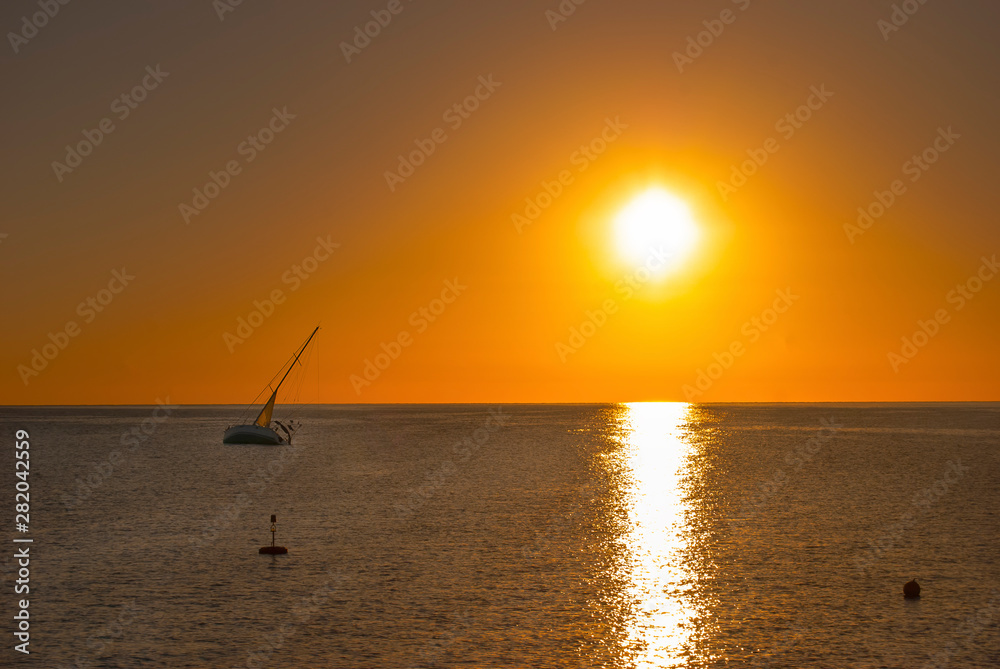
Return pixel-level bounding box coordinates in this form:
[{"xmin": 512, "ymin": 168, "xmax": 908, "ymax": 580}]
[
  {"xmin": 903, "ymin": 578, "xmax": 920, "ymax": 598},
  {"xmin": 259, "ymin": 514, "xmax": 288, "ymax": 555}
]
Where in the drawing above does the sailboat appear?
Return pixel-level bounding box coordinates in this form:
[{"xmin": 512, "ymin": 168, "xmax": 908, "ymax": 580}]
[{"xmin": 223, "ymin": 326, "xmax": 319, "ymax": 445}]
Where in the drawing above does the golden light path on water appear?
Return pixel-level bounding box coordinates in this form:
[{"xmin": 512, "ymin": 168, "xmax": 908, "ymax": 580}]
[{"xmin": 612, "ymin": 402, "xmax": 699, "ymax": 668}]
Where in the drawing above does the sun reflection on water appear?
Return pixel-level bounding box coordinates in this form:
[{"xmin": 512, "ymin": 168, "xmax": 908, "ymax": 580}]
[{"xmin": 610, "ymin": 401, "xmax": 698, "ymax": 668}]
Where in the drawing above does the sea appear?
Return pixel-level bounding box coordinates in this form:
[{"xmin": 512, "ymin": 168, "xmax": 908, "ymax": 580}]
[{"xmin": 1, "ymin": 403, "xmax": 997, "ymax": 668}]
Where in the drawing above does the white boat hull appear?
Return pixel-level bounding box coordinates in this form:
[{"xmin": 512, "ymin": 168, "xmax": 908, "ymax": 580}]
[{"xmin": 223, "ymin": 424, "xmax": 287, "ymax": 445}]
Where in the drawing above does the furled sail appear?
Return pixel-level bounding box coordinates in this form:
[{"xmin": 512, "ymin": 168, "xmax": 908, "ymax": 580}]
[{"xmin": 254, "ymin": 390, "xmax": 277, "ymax": 427}]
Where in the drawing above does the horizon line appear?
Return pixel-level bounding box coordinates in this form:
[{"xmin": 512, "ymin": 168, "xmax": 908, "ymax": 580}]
[{"xmin": 2, "ymin": 400, "xmax": 999, "ymax": 408}]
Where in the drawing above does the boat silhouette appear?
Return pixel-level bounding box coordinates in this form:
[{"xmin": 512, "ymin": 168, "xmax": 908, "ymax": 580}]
[{"xmin": 223, "ymin": 326, "xmax": 318, "ymax": 445}]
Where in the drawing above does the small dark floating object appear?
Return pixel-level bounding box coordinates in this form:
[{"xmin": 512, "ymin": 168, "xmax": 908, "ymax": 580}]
[
  {"xmin": 259, "ymin": 514, "xmax": 287, "ymax": 555},
  {"xmin": 903, "ymin": 578, "xmax": 921, "ymax": 598}
]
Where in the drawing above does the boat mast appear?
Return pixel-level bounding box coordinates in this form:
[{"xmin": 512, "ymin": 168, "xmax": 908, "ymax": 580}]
[{"xmin": 271, "ymin": 326, "xmax": 320, "ymax": 397}]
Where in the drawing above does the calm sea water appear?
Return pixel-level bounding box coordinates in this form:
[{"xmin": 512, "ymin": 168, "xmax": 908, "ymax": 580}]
[{"xmin": 1, "ymin": 403, "xmax": 997, "ymax": 668}]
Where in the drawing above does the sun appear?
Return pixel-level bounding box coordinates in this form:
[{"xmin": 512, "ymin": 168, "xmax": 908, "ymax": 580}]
[{"xmin": 614, "ymin": 188, "xmax": 699, "ymax": 276}]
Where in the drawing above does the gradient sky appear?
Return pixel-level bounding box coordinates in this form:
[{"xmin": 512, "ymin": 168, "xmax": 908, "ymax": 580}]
[{"xmin": 3, "ymin": 0, "xmax": 998, "ymax": 404}]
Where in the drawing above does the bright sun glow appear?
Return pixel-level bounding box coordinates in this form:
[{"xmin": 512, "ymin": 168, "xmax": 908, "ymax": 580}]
[{"xmin": 614, "ymin": 188, "xmax": 699, "ymax": 276}]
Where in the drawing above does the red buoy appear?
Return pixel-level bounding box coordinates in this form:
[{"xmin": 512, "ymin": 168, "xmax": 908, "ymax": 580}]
[
  {"xmin": 903, "ymin": 579, "xmax": 920, "ymax": 598},
  {"xmin": 259, "ymin": 545, "xmax": 288, "ymax": 555}
]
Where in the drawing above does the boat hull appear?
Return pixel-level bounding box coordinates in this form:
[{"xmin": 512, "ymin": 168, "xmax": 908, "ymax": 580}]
[{"xmin": 223, "ymin": 424, "xmax": 287, "ymax": 445}]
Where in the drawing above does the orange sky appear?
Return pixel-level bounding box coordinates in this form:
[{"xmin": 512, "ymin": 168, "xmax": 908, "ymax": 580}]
[{"xmin": 3, "ymin": 0, "xmax": 998, "ymax": 404}]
